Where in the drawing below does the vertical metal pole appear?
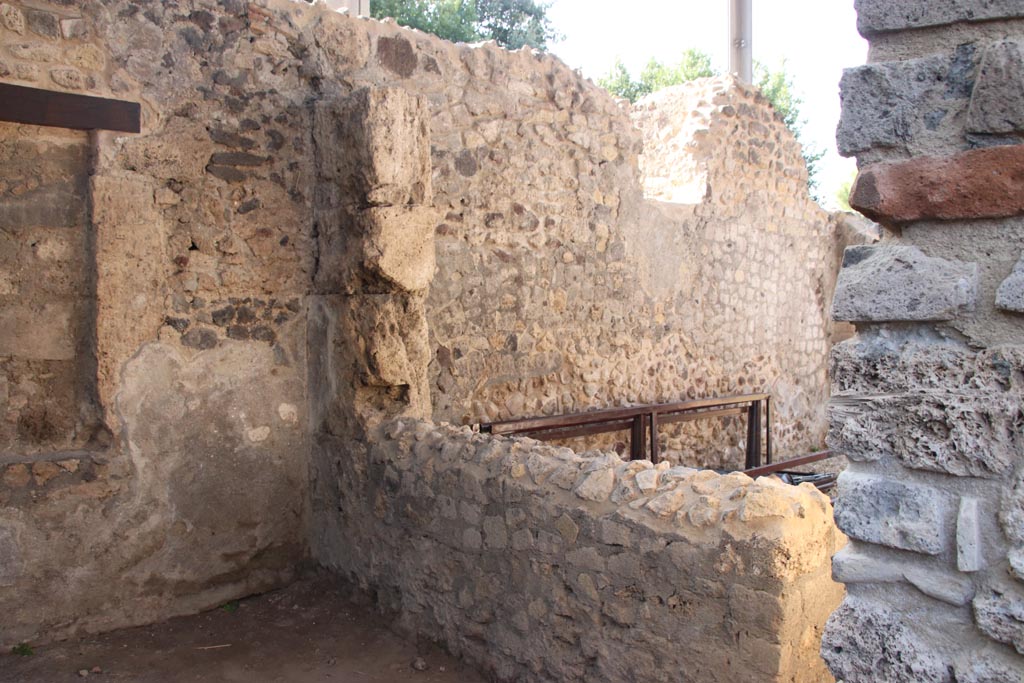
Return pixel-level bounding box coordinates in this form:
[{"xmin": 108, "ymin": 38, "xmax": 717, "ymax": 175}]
[
  {"xmin": 630, "ymin": 415, "xmax": 646, "ymax": 461},
  {"xmin": 765, "ymin": 397, "xmax": 772, "ymax": 465},
  {"xmin": 730, "ymin": 0, "xmax": 753, "ymax": 84},
  {"xmin": 744, "ymin": 401, "xmax": 762, "ymax": 470},
  {"xmin": 650, "ymin": 412, "xmax": 660, "ymax": 464}
]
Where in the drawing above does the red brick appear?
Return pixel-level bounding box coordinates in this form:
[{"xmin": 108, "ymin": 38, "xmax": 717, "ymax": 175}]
[{"xmin": 851, "ymin": 144, "xmax": 1024, "ymax": 224}]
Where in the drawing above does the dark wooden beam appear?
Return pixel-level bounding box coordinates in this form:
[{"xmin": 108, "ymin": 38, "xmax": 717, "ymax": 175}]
[{"xmin": 0, "ymin": 83, "xmax": 140, "ymax": 133}]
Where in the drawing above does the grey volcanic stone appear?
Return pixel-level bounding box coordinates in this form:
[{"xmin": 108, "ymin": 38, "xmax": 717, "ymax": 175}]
[
  {"xmin": 855, "ymin": 0, "xmax": 1024, "ymax": 36},
  {"xmin": 837, "ymin": 47, "xmax": 979, "ymax": 157},
  {"xmin": 973, "ymin": 585, "xmax": 1024, "ymax": 653},
  {"xmin": 967, "ymin": 41, "xmax": 1024, "ymax": 135},
  {"xmin": 822, "ymin": 597, "xmax": 953, "ymax": 683},
  {"xmin": 832, "ymin": 245, "xmax": 978, "ymax": 322},
  {"xmin": 833, "ymin": 472, "xmax": 949, "ymax": 554},
  {"xmin": 996, "ymin": 254, "xmax": 1024, "ymax": 313},
  {"xmin": 955, "ymin": 658, "xmax": 1024, "ymax": 683}
]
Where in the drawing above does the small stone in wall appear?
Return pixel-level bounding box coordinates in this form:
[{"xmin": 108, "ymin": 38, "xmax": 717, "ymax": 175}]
[
  {"xmin": 24, "ymin": 8, "xmax": 58, "ymax": 38},
  {"xmin": 60, "ymin": 17, "xmax": 89, "ymax": 40},
  {"xmin": 9, "ymin": 43, "xmax": 59, "ymax": 62},
  {"xmin": 31, "ymin": 461, "xmax": 61, "ymax": 486},
  {"xmin": 957, "ymin": 497, "xmax": 985, "ymax": 572},
  {"xmin": 573, "ymin": 467, "xmax": 615, "ymax": 502},
  {"xmin": 996, "ymin": 254, "xmax": 1024, "ymax": 313},
  {"xmin": 0, "ymin": 3, "xmax": 25, "ymax": 34},
  {"xmin": 967, "ymin": 40, "xmax": 1024, "ymax": 135},
  {"xmin": 247, "ymin": 426, "xmax": 271, "ymax": 443},
  {"xmin": 50, "ymin": 67, "xmax": 92, "ymax": 90},
  {"xmin": 0, "ymin": 527, "xmax": 19, "ymax": 586},
  {"xmin": 973, "ymin": 585, "xmax": 1024, "ymax": 653},
  {"xmin": 278, "ymin": 403, "xmax": 298, "ymax": 424},
  {"xmin": 822, "ymin": 598, "xmax": 953, "ymax": 683},
  {"xmin": 832, "ymin": 245, "xmax": 978, "ymax": 322},
  {"xmin": 377, "ymin": 35, "xmax": 416, "ymax": 78},
  {"xmin": 2, "ymin": 464, "xmax": 30, "ymax": 488},
  {"xmin": 14, "ymin": 63, "xmax": 39, "ymax": 82},
  {"xmin": 181, "ymin": 327, "xmax": 218, "ymax": 350},
  {"xmin": 833, "ymin": 473, "xmax": 949, "ymax": 555}
]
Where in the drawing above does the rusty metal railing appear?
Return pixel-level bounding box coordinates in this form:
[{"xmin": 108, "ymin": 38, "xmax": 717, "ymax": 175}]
[{"xmin": 480, "ymin": 393, "xmax": 772, "ymax": 468}]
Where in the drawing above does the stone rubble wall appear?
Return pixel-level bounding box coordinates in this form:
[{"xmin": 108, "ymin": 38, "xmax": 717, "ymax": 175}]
[
  {"xmin": 0, "ymin": 0, "xmax": 325, "ymax": 646},
  {"xmin": 0, "ymin": 0, "xmax": 850, "ymax": 661},
  {"xmin": 824, "ymin": 1, "xmax": 1024, "ymax": 680},
  {"xmin": 314, "ymin": 418, "xmax": 844, "ymax": 683},
  {"xmin": 427, "ymin": 70, "xmax": 850, "ymax": 467}
]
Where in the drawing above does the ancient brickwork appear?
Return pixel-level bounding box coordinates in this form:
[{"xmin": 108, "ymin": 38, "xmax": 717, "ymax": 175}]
[
  {"xmin": 315, "ymin": 418, "xmax": 844, "ymax": 683},
  {"xmin": 825, "ymin": 2, "xmax": 1024, "ymax": 680}
]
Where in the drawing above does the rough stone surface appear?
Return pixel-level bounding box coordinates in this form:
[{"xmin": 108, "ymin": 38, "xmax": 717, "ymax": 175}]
[
  {"xmin": 0, "ymin": 3, "xmax": 25, "ymax": 34},
  {"xmin": 967, "ymin": 40, "xmax": 1024, "ymax": 135},
  {"xmin": 958, "ymin": 497, "xmax": 985, "ymax": 572},
  {"xmin": 828, "ymin": 1, "xmax": 1024, "ymax": 678},
  {"xmin": 821, "ymin": 598, "xmax": 954, "ymax": 683},
  {"xmin": 833, "ymin": 473, "xmax": 948, "ymax": 554},
  {"xmin": 428, "ymin": 76, "xmax": 857, "ymax": 468},
  {"xmin": 973, "ymin": 585, "xmax": 1024, "ymax": 654},
  {"xmin": 0, "ymin": 1, "xmax": 855, "ymax": 675},
  {"xmin": 0, "ymin": 526, "xmax": 17, "ymax": 586},
  {"xmin": 996, "ymin": 253, "xmax": 1024, "ymax": 313},
  {"xmin": 855, "ymin": 0, "xmax": 1024, "ymax": 36},
  {"xmin": 315, "ymin": 419, "xmax": 846, "ymax": 683},
  {"xmin": 832, "ymin": 245, "xmax": 977, "ymax": 322},
  {"xmin": 851, "ymin": 145, "xmax": 1024, "ymax": 224},
  {"xmin": 955, "ymin": 658, "xmax": 1024, "ymax": 683},
  {"xmin": 856, "ymin": 145, "xmax": 1024, "ymax": 224},
  {"xmin": 829, "ymin": 392, "xmax": 1022, "ymax": 477},
  {"xmin": 837, "ymin": 48, "xmax": 980, "ymax": 159},
  {"xmin": 361, "ymin": 205, "xmax": 438, "ymax": 293}
]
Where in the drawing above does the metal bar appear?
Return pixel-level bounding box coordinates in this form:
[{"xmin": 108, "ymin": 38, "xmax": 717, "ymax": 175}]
[
  {"xmin": 484, "ymin": 393, "xmax": 769, "ymax": 436},
  {"xmin": 744, "ymin": 401, "xmax": 762, "ymax": 470},
  {"xmin": 527, "ymin": 420, "xmax": 633, "ymax": 442},
  {"xmin": 765, "ymin": 397, "xmax": 772, "ymax": 465},
  {"xmin": 742, "ymin": 450, "xmax": 835, "ymax": 478},
  {"xmin": 630, "ymin": 415, "xmax": 645, "ymax": 461},
  {"xmin": 650, "ymin": 411, "xmax": 659, "ymax": 464},
  {"xmin": 658, "ymin": 406, "xmax": 746, "ymax": 425},
  {"xmin": 0, "ymin": 83, "xmax": 141, "ymax": 133}
]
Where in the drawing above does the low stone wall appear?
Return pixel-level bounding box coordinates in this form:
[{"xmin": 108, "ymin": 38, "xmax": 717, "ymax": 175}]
[{"xmin": 314, "ymin": 419, "xmax": 845, "ymax": 683}]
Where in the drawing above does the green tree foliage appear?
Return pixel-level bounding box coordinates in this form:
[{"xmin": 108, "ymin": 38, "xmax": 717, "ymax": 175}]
[
  {"xmin": 599, "ymin": 51, "xmax": 824, "ymax": 197},
  {"xmin": 835, "ymin": 170, "xmax": 856, "ymax": 211},
  {"xmin": 598, "ymin": 50, "xmax": 714, "ymax": 103},
  {"xmin": 370, "ymin": 0, "xmax": 559, "ymax": 50}
]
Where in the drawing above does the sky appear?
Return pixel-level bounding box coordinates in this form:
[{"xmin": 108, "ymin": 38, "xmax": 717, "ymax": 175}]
[{"xmin": 545, "ymin": 0, "xmax": 868, "ymax": 208}]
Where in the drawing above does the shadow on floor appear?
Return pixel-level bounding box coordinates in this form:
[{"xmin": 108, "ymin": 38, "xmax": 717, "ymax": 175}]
[{"xmin": 0, "ymin": 575, "xmax": 485, "ymax": 683}]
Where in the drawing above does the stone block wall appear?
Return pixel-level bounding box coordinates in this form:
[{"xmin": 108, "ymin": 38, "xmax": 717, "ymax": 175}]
[
  {"xmin": 314, "ymin": 418, "xmax": 844, "ymax": 683},
  {"xmin": 824, "ymin": 2, "xmax": 1024, "ymax": 680}
]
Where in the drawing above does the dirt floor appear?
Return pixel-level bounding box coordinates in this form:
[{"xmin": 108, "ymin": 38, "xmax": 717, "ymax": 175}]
[{"xmin": 0, "ymin": 576, "xmax": 486, "ymax": 683}]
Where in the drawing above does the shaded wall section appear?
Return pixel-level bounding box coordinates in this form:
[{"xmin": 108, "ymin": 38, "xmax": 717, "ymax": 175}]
[{"xmin": 824, "ymin": 1, "xmax": 1024, "ymax": 680}]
